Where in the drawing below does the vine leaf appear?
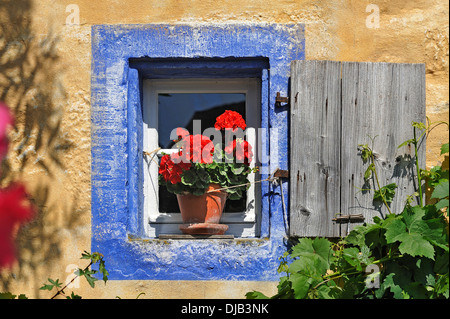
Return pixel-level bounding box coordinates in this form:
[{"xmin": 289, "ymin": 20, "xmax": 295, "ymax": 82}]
[
  {"xmin": 245, "ymin": 291, "xmax": 269, "ymax": 299},
  {"xmin": 40, "ymin": 278, "xmax": 62, "ymax": 291},
  {"xmin": 396, "ymin": 233, "xmax": 435, "ymax": 260},
  {"xmin": 376, "ymin": 273, "xmax": 404, "ymax": 299},
  {"xmin": 431, "ymin": 180, "xmax": 449, "ymax": 200},
  {"xmin": 290, "ymin": 273, "xmax": 312, "ymax": 299},
  {"xmin": 440, "ymin": 143, "xmax": 449, "ymax": 155},
  {"xmin": 384, "ymin": 207, "xmax": 439, "ymax": 260},
  {"xmin": 75, "ymin": 268, "xmax": 98, "ymax": 288},
  {"xmin": 290, "ymin": 238, "xmax": 334, "ymax": 274},
  {"xmin": 373, "ymin": 183, "xmax": 397, "ymax": 205},
  {"xmin": 384, "ymin": 219, "xmax": 407, "ymax": 243}
]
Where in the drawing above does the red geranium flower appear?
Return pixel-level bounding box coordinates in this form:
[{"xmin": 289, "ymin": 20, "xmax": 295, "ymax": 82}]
[
  {"xmin": 214, "ymin": 110, "xmax": 246, "ymax": 132},
  {"xmin": 159, "ymin": 152, "xmax": 192, "ymax": 184},
  {"xmin": 173, "ymin": 127, "xmax": 189, "ymax": 141},
  {"xmin": 225, "ymin": 139, "xmax": 253, "ymax": 165},
  {"xmin": 180, "ymin": 134, "xmax": 215, "ymax": 164},
  {"xmin": 0, "ymin": 183, "xmax": 35, "ymax": 269}
]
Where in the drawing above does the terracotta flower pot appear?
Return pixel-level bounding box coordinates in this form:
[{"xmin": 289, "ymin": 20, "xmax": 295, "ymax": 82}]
[{"xmin": 177, "ymin": 183, "xmax": 228, "ymax": 235}]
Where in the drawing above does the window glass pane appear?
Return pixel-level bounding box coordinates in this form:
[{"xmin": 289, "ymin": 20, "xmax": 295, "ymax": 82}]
[
  {"xmin": 157, "ymin": 93, "xmax": 246, "ymax": 214},
  {"xmin": 158, "ymin": 93, "xmax": 246, "ymax": 149}
]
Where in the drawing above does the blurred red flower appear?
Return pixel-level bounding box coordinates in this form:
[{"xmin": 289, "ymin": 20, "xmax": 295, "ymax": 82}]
[
  {"xmin": 0, "ymin": 102, "xmax": 35, "ymax": 269},
  {"xmin": 0, "ymin": 183, "xmax": 35, "ymax": 268},
  {"xmin": 0, "ymin": 102, "xmax": 13, "ymax": 160}
]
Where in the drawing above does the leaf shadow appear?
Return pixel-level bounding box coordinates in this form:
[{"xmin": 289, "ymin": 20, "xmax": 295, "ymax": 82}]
[{"xmin": 0, "ymin": 0, "xmax": 84, "ymax": 297}]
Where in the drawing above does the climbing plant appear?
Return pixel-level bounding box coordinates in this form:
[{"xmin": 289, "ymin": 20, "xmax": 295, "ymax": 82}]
[
  {"xmin": 247, "ymin": 121, "xmax": 449, "ymax": 299},
  {"xmin": 0, "ymin": 251, "xmax": 109, "ymax": 299}
]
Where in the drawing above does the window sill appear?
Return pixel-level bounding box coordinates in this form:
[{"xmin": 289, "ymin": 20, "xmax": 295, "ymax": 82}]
[
  {"xmin": 127, "ymin": 233, "xmax": 269, "ymax": 244},
  {"xmin": 158, "ymin": 234, "xmax": 235, "ymax": 240}
]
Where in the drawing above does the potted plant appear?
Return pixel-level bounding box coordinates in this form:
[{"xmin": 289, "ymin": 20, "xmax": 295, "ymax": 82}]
[{"xmin": 158, "ymin": 110, "xmax": 256, "ymax": 235}]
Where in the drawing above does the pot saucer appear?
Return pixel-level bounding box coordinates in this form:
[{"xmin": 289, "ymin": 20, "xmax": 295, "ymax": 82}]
[{"xmin": 179, "ymin": 223, "xmax": 229, "ymax": 235}]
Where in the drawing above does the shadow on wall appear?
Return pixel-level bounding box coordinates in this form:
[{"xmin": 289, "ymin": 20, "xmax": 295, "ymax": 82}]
[{"xmin": 1, "ymin": 0, "xmax": 82, "ymax": 296}]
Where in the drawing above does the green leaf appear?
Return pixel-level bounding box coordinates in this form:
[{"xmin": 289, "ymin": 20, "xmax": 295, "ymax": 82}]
[
  {"xmin": 81, "ymin": 251, "xmax": 92, "ymax": 260},
  {"xmin": 273, "ymin": 276, "xmax": 295, "ymax": 299},
  {"xmin": 383, "ymin": 207, "xmax": 438, "ymax": 259},
  {"xmin": 83, "ymin": 270, "xmax": 99, "ymax": 288},
  {"xmin": 315, "ymin": 284, "xmax": 334, "ymax": 299},
  {"xmin": 245, "ymin": 291, "xmax": 269, "ymax": 299},
  {"xmin": 196, "ymin": 168, "xmax": 210, "ymax": 182},
  {"xmin": 398, "ymin": 138, "xmax": 415, "ymax": 149},
  {"xmin": 99, "ymin": 260, "xmax": 109, "ymax": 283},
  {"xmin": 384, "ymin": 218, "xmax": 407, "ymax": 244},
  {"xmin": 358, "ymin": 144, "xmax": 372, "ymax": 163},
  {"xmin": 373, "ymin": 183, "xmax": 397, "ymax": 204},
  {"xmin": 412, "ymin": 121, "xmax": 426, "ymax": 131},
  {"xmin": 66, "ymin": 292, "xmax": 82, "ymax": 299},
  {"xmin": 0, "ymin": 292, "xmax": 28, "ymax": 299},
  {"xmin": 441, "ymin": 142, "xmax": 449, "ymax": 155},
  {"xmin": 358, "ymin": 245, "xmax": 374, "ymax": 265},
  {"xmin": 290, "ymin": 273, "xmax": 313, "ymax": 299},
  {"xmin": 402, "ymin": 206, "xmax": 429, "ymax": 234},
  {"xmin": 230, "ymin": 164, "xmax": 245, "ymax": 175},
  {"xmin": 433, "ymin": 273, "xmax": 449, "ymax": 298},
  {"xmin": 90, "ymin": 252, "xmax": 103, "ymax": 264},
  {"xmin": 39, "ymin": 284, "xmax": 54, "ymax": 291},
  {"xmin": 376, "ymin": 273, "xmax": 405, "ymax": 299},
  {"xmin": 75, "ymin": 268, "xmax": 98, "ymax": 288},
  {"xmin": 431, "ymin": 180, "xmax": 449, "ymax": 200},
  {"xmin": 40, "ymin": 278, "xmax": 62, "ymax": 291},
  {"xmin": 396, "ymin": 232, "xmax": 435, "ymax": 259},
  {"xmin": 434, "ymin": 251, "xmax": 449, "ymax": 274},
  {"xmin": 344, "ymin": 225, "xmax": 367, "ymax": 248},
  {"xmin": 425, "ymin": 166, "xmax": 449, "ymax": 188},
  {"xmin": 290, "ymin": 238, "xmax": 334, "ymax": 274},
  {"xmin": 342, "ymin": 247, "xmax": 363, "ymax": 271},
  {"xmin": 0, "ymin": 292, "xmax": 16, "ymax": 299},
  {"xmin": 435, "ymin": 199, "xmax": 449, "ymax": 211},
  {"xmin": 181, "ymin": 169, "xmax": 198, "ymax": 186},
  {"xmin": 364, "ymin": 163, "xmax": 375, "ymax": 180},
  {"xmin": 413, "ymin": 258, "xmax": 436, "ymax": 291}
]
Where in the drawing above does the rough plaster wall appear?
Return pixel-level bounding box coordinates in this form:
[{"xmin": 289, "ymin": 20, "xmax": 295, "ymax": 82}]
[{"xmin": 1, "ymin": 0, "xmax": 448, "ymax": 298}]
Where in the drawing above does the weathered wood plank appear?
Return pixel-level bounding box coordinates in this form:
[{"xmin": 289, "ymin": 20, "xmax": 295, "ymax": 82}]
[
  {"xmin": 289, "ymin": 61, "xmax": 426, "ymax": 238},
  {"xmin": 289, "ymin": 60, "xmax": 342, "ymax": 237},
  {"xmin": 340, "ymin": 62, "xmax": 426, "ymax": 236}
]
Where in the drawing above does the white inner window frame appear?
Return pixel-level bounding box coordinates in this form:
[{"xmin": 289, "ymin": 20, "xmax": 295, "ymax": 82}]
[{"xmin": 142, "ymin": 78, "xmax": 261, "ymax": 238}]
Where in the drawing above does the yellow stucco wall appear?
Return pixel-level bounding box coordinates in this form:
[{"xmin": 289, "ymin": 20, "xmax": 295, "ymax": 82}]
[{"xmin": 0, "ymin": 0, "xmax": 448, "ymax": 298}]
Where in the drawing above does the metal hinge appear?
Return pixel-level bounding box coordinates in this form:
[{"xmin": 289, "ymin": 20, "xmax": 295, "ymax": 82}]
[
  {"xmin": 332, "ymin": 214, "xmax": 365, "ymax": 223},
  {"xmin": 333, "ymin": 214, "xmax": 365, "ymax": 236},
  {"xmin": 275, "ymin": 92, "xmax": 289, "ymax": 105}
]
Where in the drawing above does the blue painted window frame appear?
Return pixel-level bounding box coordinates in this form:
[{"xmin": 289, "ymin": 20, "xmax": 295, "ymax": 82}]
[{"xmin": 91, "ymin": 24, "xmax": 304, "ymax": 280}]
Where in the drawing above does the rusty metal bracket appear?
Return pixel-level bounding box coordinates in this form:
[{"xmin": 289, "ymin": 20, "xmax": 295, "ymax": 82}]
[{"xmin": 273, "ymin": 168, "xmax": 289, "ymax": 179}]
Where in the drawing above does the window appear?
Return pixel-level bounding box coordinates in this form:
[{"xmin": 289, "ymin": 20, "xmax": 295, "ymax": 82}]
[
  {"xmin": 143, "ymin": 78, "xmax": 261, "ymax": 238},
  {"xmin": 91, "ymin": 23, "xmax": 305, "ymax": 281}
]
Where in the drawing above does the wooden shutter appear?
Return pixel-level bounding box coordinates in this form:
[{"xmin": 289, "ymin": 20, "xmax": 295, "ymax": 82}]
[{"xmin": 289, "ymin": 60, "xmax": 426, "ymax": 238}]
